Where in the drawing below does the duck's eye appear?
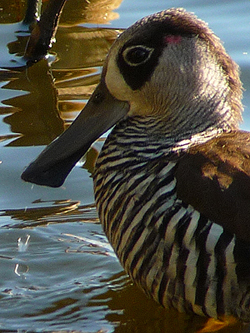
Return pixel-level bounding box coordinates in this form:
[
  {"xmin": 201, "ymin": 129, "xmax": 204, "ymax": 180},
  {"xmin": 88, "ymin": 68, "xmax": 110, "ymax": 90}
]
[{"xmin": 122, "ymin": 45, "xmax": 153, "ymax": 66}]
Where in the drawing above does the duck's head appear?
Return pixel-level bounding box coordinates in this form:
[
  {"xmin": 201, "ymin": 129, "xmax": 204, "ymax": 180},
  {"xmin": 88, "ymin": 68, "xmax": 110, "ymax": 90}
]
[{"xmin": 21, "ymin": 8, "xmax": 243, "ymax": 187}]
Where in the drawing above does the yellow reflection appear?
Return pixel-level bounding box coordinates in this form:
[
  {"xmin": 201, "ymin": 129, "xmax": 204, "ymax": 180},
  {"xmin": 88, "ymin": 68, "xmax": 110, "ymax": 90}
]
[
  {"xmin": 197, "ymin": 316, "xmax": 238, "ymax": 333},
  {"xmin": 1, "ymin": 22, "xmax": 121, "ymax": 147},
  {"xmin": 52, "ymin": 27, "xmax": 120, "ymax": 69},
  {"xmin": 1, "ymin": 200, "xmax": 98, "ymax": 228},
  {"xmin": 0, "ymin": 0, "xmax": 123, "ymax": 26},
  {"xmin": 51, "ymin": 26, "xmax": 120, "ymax": 123},
  {"xmin": 0, "ymin": 0, "xmax": 123, "ymax": 147},
  {"xmin": 0, "ymin": 0, "xmax": 26, "ymax": 23},
  {"xmin": 60, "ymin": 0, "xmax": 123, "ymax": 26},
  {"xmin": 2, "ymin": 59, "xmax": 64, "ymax": 146}
]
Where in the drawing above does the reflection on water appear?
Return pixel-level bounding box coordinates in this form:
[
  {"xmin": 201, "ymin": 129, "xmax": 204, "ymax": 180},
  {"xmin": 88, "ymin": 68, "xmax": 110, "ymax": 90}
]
[
  {"xmin": 60, "ymin": 0, "xmax": 123, "ymax": 25},
  {"xmin": 0, "ymin": 0, "xmax": 123, "ymax": 25},
  {"xmin": 2, "ymin": 60, "xmax": 64, "ymax": 146},
  {"xmin": 1, "ymin": 25, "xmax": 119, "ymax": 146},
  {"xmin": 1, "ymin": 200, "xmax": 98, "ymax": 228},
  {"xmin": 0, "ymin": 0, "xmax": 250, "ymax": 332},
  {"xmin": 0, "ymin": 1, "xmax": 129, "ymax": 332},
  {"xmin": 0, "ymin": 0, "xmax": 26, "ymax": 23}
]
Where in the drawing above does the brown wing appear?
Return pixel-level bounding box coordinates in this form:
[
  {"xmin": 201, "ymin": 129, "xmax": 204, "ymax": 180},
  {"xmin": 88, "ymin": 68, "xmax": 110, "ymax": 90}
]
[{"xmin": 175, "ymin": 130, "xmax": 250, "ymax": 243}]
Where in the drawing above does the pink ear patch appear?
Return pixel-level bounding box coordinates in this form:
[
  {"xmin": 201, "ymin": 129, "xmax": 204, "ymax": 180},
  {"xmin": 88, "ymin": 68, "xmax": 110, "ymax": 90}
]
[{"xmin": 164, "ymin": 35, "xmax": 182, "ymax": 45}]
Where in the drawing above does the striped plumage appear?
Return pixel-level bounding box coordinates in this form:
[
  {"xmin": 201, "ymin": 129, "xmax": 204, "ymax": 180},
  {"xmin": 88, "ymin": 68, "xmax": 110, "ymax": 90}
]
[
  {"xmin": 21, "ymin": 8, "xmax": 250, "ymax": 321},
  {"xmin": 93, "ymin": 117, "xmax": 250, "ymax": 320}
]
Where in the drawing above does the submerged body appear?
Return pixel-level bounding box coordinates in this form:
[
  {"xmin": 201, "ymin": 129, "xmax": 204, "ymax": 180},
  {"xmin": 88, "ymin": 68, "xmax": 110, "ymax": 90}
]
[{"xmin": 22, "ymin": 8, "xmax": 250, "ymax": 321}]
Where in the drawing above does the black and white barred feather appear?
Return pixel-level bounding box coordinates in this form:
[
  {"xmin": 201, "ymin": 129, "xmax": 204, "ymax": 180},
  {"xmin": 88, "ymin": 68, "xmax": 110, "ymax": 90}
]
[{"xmin": 94, "ymin": 118, "xmax": 250, "ymax": 321}]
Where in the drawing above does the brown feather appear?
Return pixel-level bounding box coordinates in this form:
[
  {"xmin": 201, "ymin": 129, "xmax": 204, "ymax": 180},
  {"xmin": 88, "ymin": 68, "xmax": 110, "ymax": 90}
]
[{"xmin": 175, "ymin": 131, "xmax": 250, "ymax": 242}]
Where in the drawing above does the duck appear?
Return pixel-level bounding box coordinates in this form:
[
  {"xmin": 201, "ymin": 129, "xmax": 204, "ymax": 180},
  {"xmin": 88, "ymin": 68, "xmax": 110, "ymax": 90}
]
[{"xmin": 21, "ymin": 8, "xmax": 250, "ymax": 322}]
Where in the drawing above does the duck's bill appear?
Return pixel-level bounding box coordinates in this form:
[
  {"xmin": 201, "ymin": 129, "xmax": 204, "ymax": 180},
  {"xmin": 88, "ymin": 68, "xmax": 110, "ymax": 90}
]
[{"xmin": 21, "ymin": 80, "xmax": 129, "ymax": 187}]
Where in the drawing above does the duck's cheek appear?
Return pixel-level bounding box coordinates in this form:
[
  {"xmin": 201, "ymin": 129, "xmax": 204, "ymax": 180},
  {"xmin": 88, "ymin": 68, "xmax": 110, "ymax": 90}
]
[
  {"xmin": 105, "ymin": 65, "xmax": 150, "ymax": 117},
  {"xmin": 105, "ymin": 54, "xmax": 134, "ymax": 102}
]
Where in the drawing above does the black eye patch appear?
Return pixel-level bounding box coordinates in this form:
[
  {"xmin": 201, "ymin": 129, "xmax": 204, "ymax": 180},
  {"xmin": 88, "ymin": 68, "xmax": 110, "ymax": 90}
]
[
  {"xmin": 117, "ymin": 43, "xmax": 162, "ymax": 90},
  {"xmin": 123, "ymin": 45, "xmax": 153, "ymax": 66}
]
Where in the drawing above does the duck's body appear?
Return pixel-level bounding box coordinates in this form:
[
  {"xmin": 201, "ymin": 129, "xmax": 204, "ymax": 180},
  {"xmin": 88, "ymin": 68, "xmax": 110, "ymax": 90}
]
[
  {"xmin": 22, "ymin": 8, "xmax": 250, "ymax": 321},
  {"xmin": 94, "ymin": 116, "xmax": 250, "ymax": 320}
]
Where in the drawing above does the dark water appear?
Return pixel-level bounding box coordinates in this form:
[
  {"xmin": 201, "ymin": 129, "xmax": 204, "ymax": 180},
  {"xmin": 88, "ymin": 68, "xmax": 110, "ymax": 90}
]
[{"xmin": 0, "ymin": 1, "xmax": 250, "ymax": 332}]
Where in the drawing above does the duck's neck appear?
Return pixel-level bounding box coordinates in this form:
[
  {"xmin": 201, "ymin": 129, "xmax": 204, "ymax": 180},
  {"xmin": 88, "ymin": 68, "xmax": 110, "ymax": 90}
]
[{"xmin": 100, "ymin": 116, "xmax": 226, "ymax": 162}]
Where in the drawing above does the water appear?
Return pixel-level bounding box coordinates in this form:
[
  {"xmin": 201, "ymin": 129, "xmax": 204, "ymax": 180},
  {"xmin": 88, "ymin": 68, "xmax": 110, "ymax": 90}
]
[{"xmin": 0, "ymin": 1, "xmax": 250, "ymax": 332}]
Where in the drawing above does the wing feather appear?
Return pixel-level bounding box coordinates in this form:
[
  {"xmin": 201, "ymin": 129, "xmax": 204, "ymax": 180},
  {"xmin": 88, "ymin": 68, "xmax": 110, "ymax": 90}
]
[{"xmin": 175, "ymin": 131, "xmax": 250, "ymax": 242}]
